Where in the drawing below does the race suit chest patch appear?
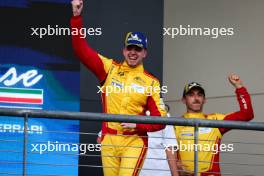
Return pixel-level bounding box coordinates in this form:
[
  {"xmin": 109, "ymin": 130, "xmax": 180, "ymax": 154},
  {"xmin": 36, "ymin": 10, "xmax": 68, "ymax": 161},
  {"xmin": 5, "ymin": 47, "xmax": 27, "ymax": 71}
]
[
  {"xmin": 130, "ymin": 83, "xmax": 145, "ymax": 94},
  {"xmin": 111, "ymin": 78, "xmax": 124, "ymax": 89}
]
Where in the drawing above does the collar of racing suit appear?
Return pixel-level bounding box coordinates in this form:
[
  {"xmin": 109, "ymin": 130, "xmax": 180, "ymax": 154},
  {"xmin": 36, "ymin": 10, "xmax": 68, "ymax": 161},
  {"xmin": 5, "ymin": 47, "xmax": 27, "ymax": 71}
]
[
  {"xmin": 120, "ymin": 61, "xmax": 144, "ymax": 72},
  {"xmin": 183, "ymin": 112, "xmax": 206, "ymax": 119}
]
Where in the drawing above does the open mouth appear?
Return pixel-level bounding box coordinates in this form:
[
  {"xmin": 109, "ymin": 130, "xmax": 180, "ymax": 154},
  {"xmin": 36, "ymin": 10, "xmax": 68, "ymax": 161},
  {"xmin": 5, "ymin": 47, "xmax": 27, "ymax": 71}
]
[{"xmin": 128, "ymin": 56, "xmax": 138, "ymax": 60}]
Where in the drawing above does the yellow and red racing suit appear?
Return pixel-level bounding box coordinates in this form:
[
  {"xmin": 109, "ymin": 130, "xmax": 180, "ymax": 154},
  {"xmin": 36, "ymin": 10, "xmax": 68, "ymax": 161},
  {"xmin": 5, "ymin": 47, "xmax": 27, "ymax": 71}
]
[
  {"xmin": 174, "ymin": 87, "xmax": 254, "ymax": 176},
  {"xmin": 71, "ymin": 16, "xmax": 166, "ymax": 176}
]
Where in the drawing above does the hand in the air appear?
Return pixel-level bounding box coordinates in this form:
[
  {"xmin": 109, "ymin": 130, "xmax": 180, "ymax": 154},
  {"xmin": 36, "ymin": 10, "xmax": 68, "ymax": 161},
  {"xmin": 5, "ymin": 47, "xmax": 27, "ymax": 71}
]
[
  {"xmin": 228, "ymin": 74, "xmax": 243, "ymax": 89},
  {"xmin": 71, "ymin": 0, "xmax": 83, "ymax": 16}
]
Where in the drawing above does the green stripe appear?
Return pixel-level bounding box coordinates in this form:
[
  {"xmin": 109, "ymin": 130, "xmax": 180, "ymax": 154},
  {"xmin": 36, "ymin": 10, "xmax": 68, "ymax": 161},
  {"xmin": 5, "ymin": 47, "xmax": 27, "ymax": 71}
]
[{"xmin": 0, "ymin": 88, "xmax": 42, "ymax": 95}]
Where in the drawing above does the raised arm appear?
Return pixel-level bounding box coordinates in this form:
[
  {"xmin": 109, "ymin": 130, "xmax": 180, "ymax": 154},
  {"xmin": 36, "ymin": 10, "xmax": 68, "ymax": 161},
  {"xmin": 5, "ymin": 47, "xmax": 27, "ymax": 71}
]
[
  {"xmin": 71, "ymin": 0, "xmax": 112, "ymax": 83},
  {"xmin": 220, "ymin": 74, "xmax": 254, "ymax": 133}
]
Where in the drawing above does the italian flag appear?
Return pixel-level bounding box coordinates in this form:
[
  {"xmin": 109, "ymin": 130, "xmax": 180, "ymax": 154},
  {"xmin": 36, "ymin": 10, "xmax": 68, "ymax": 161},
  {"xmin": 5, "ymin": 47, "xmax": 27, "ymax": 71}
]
[{"xmin": 0, "ymin": 87, "xmax": 43, "ymax": 104}]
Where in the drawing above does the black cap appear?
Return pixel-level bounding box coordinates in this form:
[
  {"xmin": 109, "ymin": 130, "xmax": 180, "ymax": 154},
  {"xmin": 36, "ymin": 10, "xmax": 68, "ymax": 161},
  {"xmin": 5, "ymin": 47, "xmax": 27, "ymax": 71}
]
[{"xmin": 183, "ymin": 82, "xmax": 205, "ymax": 97}]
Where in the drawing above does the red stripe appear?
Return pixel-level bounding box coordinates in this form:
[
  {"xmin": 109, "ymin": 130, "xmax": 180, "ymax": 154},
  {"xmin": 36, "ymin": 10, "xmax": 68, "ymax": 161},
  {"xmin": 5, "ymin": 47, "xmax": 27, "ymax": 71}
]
[
  {"xmin": 201, "ymin": 138, "xmax": 221, "ymax": 176},
  {"xmin": 101, "ymin": 92, "xmax": 107, "ymax": 113},
  {"xmin": 133, "ymin": 143, "xmax": 147, "ymax": 176},
  {"xmin": 0, "ymin": 97, "xmax": 42, "ymax": 104},
  {"xmin": 143, "ymin": 70, "xmax": 159, "ymax": 82},
  {"xmin": 101, "ymin": 92, "xmax": 107, "ymax": 142}
]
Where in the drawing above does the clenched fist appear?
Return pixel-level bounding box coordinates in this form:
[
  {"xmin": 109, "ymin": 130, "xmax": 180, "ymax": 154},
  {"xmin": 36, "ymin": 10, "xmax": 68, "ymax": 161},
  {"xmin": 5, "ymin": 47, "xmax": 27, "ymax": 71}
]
[
  {"xmin": 228, "ymin": 74, "xmax": 243, "ymax": 89},
  {"xmin": 71, "ymin": 0, "xmax": 83, "ymax": 16}
]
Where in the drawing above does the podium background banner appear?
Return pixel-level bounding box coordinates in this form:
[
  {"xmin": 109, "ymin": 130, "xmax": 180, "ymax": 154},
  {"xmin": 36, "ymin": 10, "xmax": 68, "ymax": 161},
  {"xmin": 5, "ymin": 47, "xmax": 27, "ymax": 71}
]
[{"xmin": 0, "ymin": 0, "xmax": 80, "ymax": 175}]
